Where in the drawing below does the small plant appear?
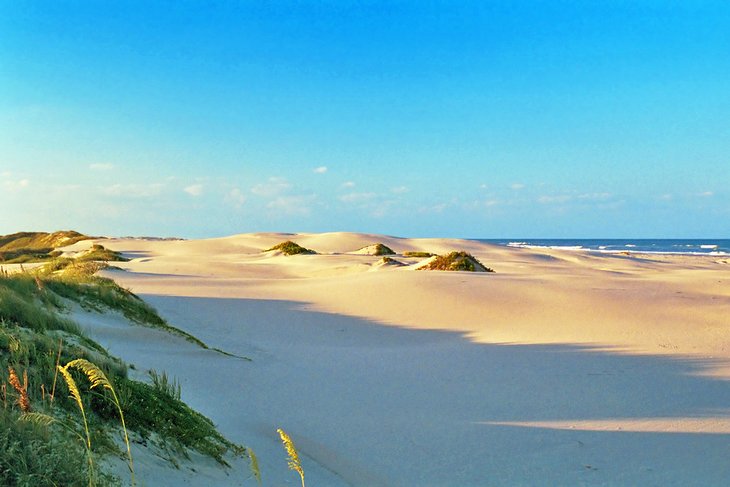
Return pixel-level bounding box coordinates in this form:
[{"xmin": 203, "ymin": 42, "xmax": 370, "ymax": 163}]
[
  {"xmin": 65, "ymin": 358, "xmax": 135, "ymax": 486},
  {"xmin": 265, "ymin": 241, "xmax": 316, "ymax": 255},
  {"xmin": 7, "ymin": 367, "xmax": 31, "ymax": 412},
  {"xmin": 403, "ymin": 251, "xmax": 436, "ymax": 258},
  {"xmin": 57, "ymin": 363, "xmax": 94, "ymax": 486},
  {"xmin": 149, "ymin": 369, "xmax": 181, "ymax": 401},
  {"xmin": 357, "ymin": 243, "xmax": 395, "ymax": 255},
  {"xmin": 277, "ymin": 428, "xmax": 305, "ymax": 487},
  {"xmin": 419, "ymin": 251, "xmax": 495, "ymax": 272}
]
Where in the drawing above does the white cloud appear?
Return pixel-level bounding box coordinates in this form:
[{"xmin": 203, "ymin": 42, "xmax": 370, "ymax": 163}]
[
  {"xmin": 267, "ymin": 195, "xmax": 314, "ymax": 216},
  {"xmin": 0, "ymin": 178, "xmax": 30, "ymax": 192},
  {"xmin": 510, "ymin": 183, "xmax": 525, "ymax": 190},
  {"xmin": 577, "ymin": 192, "xmax": 611, "ymax": 200},
  {"xmin": 339, "ymin": 192, "xmax": 377, "ymax": 203},
  {"xmin": 184, "ymin": 184, "xmax": 204, "ymax": 197},
  {"xmin": 89, "ymin": 163, "xmax": 115, "ymax": 171},
  {"xmin": 699, "ymin": 191, "xmax": 714, "ymax": 197},
  {"xmin": 341, "ymin": 181, "xmax": 356, "ymax": 188},
  {"xmin": 538, "ymin": 195, "xmax": 572, "ymax": 204},
  {"xmin": 101, "ymin": 183, "xmax": 164, "ymax": 198},
  {"xmin": 251, "ymin": 177, "xmax": 292, "ymax": 197},
  {"xmin": 313, "ymin": 166, "xmax": 328, "ymax": 174},
  {"xmin": 391, "ymin": 186, "xmax": 409, "ymax": 194},
  {"xmin": 659, "ymin": 194, "xmax": 673, "ymax": 201},
  {"xmin": 227, "ymin": 188, "xmax": 246, "ymax": 208}
]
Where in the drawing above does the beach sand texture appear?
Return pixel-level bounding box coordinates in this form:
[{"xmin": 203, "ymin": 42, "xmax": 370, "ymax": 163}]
[{"xmin": 65, "ymin": 233, "xmax": 730, "ymax": 485}]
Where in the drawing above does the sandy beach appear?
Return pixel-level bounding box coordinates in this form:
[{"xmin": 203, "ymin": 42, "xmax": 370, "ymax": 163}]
[{"xmin": 63, "ymin": 233, "xmax": 730, "ymax": 485}]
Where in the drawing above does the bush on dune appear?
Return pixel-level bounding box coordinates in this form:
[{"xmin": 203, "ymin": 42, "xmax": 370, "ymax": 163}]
[
  {"xmin": 265, "ymin": 241, "xmax": 316, "ymax": 255},
  {"xmin": 419, "ymin": 251, "xmax": 495, "ymax": 272}
]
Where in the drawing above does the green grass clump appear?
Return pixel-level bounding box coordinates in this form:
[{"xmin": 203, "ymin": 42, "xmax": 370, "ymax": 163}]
[
  {"xmin": 403, "ymin": 251, "xmax": 436, "ymax": 258},
  {"xmin": 0, "ymin": 267, "xmax": 250, "ymax": 483},
  {"xmin": 0, "ymin": 410, "xmax": 93, "ymax": 487},
  {"xmin": 265, "ymin": 241, "xmax": 316, "ymax": 255},
  {"xmin": 419, "ymin": 251, "xmax": 495, "ymax": 272}
]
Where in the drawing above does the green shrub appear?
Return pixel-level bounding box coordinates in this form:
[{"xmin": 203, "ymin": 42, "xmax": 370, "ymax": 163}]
[
  {"xmin": 265, "ymin": 241, "xmax": 316, "ymax": 255},
  {"xmin": 419, "ymin": 251, "xmax": 494, "ymax": 272}
]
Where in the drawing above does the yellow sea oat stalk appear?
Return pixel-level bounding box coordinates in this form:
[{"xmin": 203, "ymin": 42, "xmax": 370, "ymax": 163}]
[
  {"xmin": 277, "ymin": 428, "xmax": 305, "ymax": 487},
  {"xmin": 58, "ymin": 364, "xmax": 94, "ymax": 487},
  {"xmin": 66, "ymin": 358, "xmax": 135, "ymax": 486}
]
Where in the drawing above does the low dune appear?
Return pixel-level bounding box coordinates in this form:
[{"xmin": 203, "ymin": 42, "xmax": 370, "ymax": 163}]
[{"xmin": 66, "ymin": 232, "xmax": 730, "ymax": 485}]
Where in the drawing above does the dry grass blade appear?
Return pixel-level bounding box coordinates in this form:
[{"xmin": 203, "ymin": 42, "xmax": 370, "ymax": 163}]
[
  {"xmin": 20, "ymin": 411, "xmax": 56, "ymax": 427},
  {"xmin": 8, "ymin": 366, "xmax": 31, "ymax": 412},
  {"xmin": 277, "ymin": 428, "xmax": 305, "ymax": 487},
  {"xmin": 248, "ymin": 447, "xmax": 261, "ymax": 485}
]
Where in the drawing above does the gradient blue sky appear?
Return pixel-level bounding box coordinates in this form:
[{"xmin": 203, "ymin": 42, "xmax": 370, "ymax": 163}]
[{"xmin": 2, "ymin": 1, "xmax": 728, "ymax": 238}]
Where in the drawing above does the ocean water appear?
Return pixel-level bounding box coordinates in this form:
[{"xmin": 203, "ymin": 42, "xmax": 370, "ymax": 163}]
[{"xmin": 476, "ymin": 239, "xmax": 730, "ymax": 256}]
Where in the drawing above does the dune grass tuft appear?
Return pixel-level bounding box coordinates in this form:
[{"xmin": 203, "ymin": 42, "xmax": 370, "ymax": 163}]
[
  {"xmin": 265, "ymin": 241, "xmax": 316, "ymax": 255},
  {"xmin": 419, "ymin": 251, "xmax": 495, "ymax": 272},
  {"xmin": 277, "ymin": 428, "xmax": 305, "ymax": 487}
]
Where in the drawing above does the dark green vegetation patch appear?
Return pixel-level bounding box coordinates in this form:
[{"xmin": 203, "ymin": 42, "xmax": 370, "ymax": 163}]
[
  {"xmin": 265, "ymin": 240, "xmax": 316, "ymax": 255},
  {"xmin": 419, "ymin": 251, "xmax": 495, "ymax": 272}
]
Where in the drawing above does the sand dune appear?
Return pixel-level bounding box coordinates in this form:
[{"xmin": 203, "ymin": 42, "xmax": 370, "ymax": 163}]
[{"xmin": 67, "ymin": 232, "xmax": 730, "ymax": 485}]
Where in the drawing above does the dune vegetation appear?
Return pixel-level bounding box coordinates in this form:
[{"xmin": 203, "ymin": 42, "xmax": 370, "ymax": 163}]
[
  {"xmin": 0, "ymin": 261, "xmax": 255, "ymax": 486},
  {"xmin": 403, "ymin": 251, "xmax": 436, "ymax": 258},
  {"xmin": 265, "ymin": 241, "xmax": 316, "ymax": 255},
  {"xmin": 419, "ymin": 251, "xmax": 495, "ymax": 272},
  {"xmin": 356, "ymin": 243, "xmax": 395, "ymax": 256},
  {"xmin": 0, "ymin": 231, "xmax": 92, "ymax": 264}
]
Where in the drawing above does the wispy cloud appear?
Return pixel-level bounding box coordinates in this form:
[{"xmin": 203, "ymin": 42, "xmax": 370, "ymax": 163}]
[
  {"xmin": 251, "ymin": 177, "xmax": 291, "ymax": 197},
  {"xmin": 267, "ymin": 195, "xmax": 315, "ymax": 216},
  {"xmin": 698, "ymin": 191, "xmax": 714, "ymax": 197},
  {"xmin": 510, "ymin": 183, "xmax": 525, "ymax": 190},
  {"xmin": 577, "ymin": 192, "xmax": 611, "ymax": 200},
  {"xmin": 101, "ymin": 183, "xmax": 164, "ymax": 198},
  {"xmin": 339, "ymin": 192, "xmax": 377, "ymax": 203},
  {"xmin": 313, "ymin": 166, "xmax": 328, "ymax": 174},
  {"xmin": 341, "ymin": 181, "xmax": 356, "ymax": 188},
  {"xmin": 89, "ymin": 163, "xmax": 115, "ymax": 171},
  {"xmin": 227, "ymin": 188, "xmax": 246, "ymax": 208},
  {"xmin": 538, "ymin": 195, "xmax": 572, "ymax": 204},
  {"xmin": 390, "ymin": 186, "xmax": 409, "ymax": 194},
  {"xmin": 0, "ymin": 178, "xmax": 30, "ymax": 192},
  {"xmin": 184, "ymin": 184, "xmax": 204, "ymax": 197}
]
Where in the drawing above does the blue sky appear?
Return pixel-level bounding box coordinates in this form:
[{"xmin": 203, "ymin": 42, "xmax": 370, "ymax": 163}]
[{"xmin": 1, "ymin": 1, "xmax": 728, "ymax": 238}]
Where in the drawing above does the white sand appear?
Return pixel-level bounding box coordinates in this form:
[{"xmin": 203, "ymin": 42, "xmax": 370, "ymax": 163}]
[{"xmin": 67, "ymin": 233, "xmax": 730, "ymax": 485}]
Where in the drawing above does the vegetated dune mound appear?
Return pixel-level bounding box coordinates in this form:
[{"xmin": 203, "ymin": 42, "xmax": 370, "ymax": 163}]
[
  {"xmin": 77, "ymin": 244, "xmax": 130, "ymax": 262},
  {"xmin": 371, "ymin": 256, "xmax": 406, "ymax": 270},
  {"xmin": 417, "ymin": 251, "xmax": 495, "ymax": 272},
  {"xmin": 352, "ymin": 243, "xmax": 396, "ymax": 256},
  {"xmin": 0, "ymin": 230, "xmax": 92, "ymax": 263},
  {"xmin": 264, "ymin": 240, "xmax": 316, "ymax": 255}
]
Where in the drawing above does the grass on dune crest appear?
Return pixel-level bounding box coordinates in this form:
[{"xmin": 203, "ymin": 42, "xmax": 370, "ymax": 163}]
[
  {"xmin": 419, "ymin": 251, "xmax": 495, "ymax": 272},
  {"xmin": 0, "ymin": 230, "xmax": 92, "ymax": 264},
  {"xmin": 265, "ymin": 241, "xmax": 316, "ymax": 255},
  {"xmin": 0, "ymin": 266, "xmax": 255, "ymax": 486}
]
